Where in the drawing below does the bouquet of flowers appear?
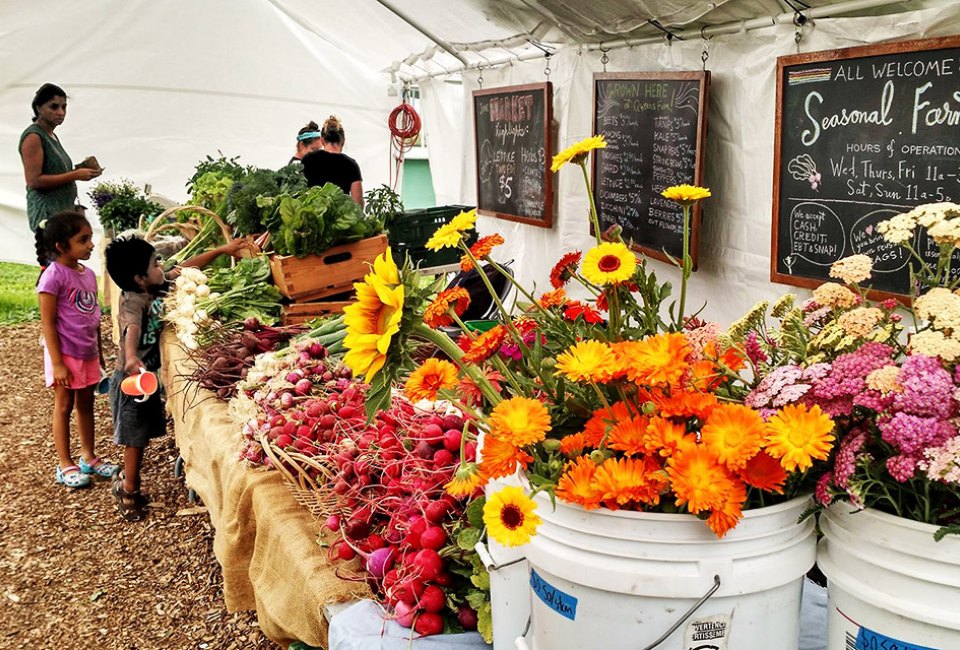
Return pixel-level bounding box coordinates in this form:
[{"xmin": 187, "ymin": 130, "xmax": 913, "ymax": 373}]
[
  {"xmin": 342, "ymin": 135, "xmax": 837, "ymax": 545},
  {"xmin": 88, "ymin": 178, "xmax": 164, "ymax": 232},
  {"xmin": 729, "ymin": 203, "xmax": 960, "ymax": 539}
]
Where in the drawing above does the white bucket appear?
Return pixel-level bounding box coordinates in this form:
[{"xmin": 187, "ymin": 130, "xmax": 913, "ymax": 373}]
[
  {"xmin": 517, "ymin": 495, "xmax": 816, "ymax": 650},
  {"xmin": 818, "ymin": 504, "xmax": 960, "ymax": 649},
  {"xmin": 483, "ymin": 477, "xmax": 532, "ymax": 650}
]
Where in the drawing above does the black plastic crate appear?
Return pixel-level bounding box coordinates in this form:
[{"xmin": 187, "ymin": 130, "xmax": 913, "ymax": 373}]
[{"xmin": 388, "ymin": 205, "xmax": 478, "ymax": 268}]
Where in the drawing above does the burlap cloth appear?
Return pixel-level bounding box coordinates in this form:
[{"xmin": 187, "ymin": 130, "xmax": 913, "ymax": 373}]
[{"xmin": 161, "ymin": 329, "xmax": 370, "ymax": 648}]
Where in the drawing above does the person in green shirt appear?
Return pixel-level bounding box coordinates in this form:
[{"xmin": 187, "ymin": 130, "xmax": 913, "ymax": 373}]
[{"xmin": 18, "ymin": 83, "xmax": 101, "ymax": 234}]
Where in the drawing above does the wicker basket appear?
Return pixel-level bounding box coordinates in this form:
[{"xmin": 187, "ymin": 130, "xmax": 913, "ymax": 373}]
[
  {"xmin": 144, "ymin": 205, "xmax": 233, "ymax": 242},
  {"xmin": 258, "ymin": 431, "xmax": 341, "ymax": 520}
]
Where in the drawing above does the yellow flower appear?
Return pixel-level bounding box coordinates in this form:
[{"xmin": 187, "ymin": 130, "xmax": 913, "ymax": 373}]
[
  {"xmin": 404, "ymin": 358, "xmax": 459, "ymax": 402},
  {"xmin": 551, "ymin": 135, "xmax": 606, "ymax": 173},
  {"xmin": 909, "ymin": 330, "xmax": 960, "ymax": 362},
  {"xmin": 425, "ymin": 209, "xmax": 477, "ymax": 251},
  {"xmin": 487, "ymin": 396, "xmax": 552, "ymax": 447},
  {"xmin": 812, "ymin": 282, "xmax": 858, "ymax": 309},
  {"xmin": 483, "ymin": 485, "xmax": 541, "ymax": 546},
  {"xmin": 581, "ymin": 242, "xmax": 636, "ymax": 285},
  {"xmin": 764, "ymin": 403, "xmax": 835, "ymax": 472},
  {"xmin": 829, "ymin": 254, "xmax": 873, "ymax": 284},
  {"xmin": 661, "ymin": 184, "xmax": 711, "ymax": 206},
  {"xmin": 343, "ymin": 250, "xmax": 404, "ymax": 381},
  {"xmin": 699, "ymin": 403, "xmax": 766, "ymax": 471},
  {"xmin": 444, "ymin": 462, "xmax": 486, "ymax": 497},
  {"xmin": 555, "ymin": 340, "xmax": 617, "ymax": 382}
]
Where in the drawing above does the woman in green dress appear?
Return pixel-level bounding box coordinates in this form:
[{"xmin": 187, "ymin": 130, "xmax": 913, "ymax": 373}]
[{"xmin": 18, "ymin": 83, "xmax": 101, "ymax": 234}]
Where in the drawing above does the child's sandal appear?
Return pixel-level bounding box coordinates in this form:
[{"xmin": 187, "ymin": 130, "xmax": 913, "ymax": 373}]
[
  {"xmin": 111, "ymin": 479, "xmax": 148, "ymax": 522},
  {"xmin": 56, "ymin": 465, "xmax": 92, "ymax": 489},
  {"xmin": 79, "ymin": 456, "xmax": 121, "ymax": 479}
]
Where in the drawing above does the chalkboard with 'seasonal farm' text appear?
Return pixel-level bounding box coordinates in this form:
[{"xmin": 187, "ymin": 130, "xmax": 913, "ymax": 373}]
[
  {"xmin": 592, "ymin": 71, "xmax": 710, "ymax": 268},
  {"xmin": 772, "ymin": 36, "xmax": 960, "ymax": 298},
  {"xmin": 473, "ymin": 83, "xmax": 553, "ymax": 228}
]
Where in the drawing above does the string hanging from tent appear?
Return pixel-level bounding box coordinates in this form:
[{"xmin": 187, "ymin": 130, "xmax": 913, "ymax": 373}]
[{"xmin": 387, "ymin": 87, "xmax": 421, "ymax": 190}]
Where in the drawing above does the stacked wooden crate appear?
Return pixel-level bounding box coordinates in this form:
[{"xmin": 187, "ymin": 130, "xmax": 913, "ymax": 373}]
[{"xmin": 269, "ymin": 234, "xmax": 388, "ymax": 325}]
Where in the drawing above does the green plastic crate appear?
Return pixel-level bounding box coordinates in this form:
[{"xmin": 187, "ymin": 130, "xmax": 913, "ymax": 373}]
[{"xmin": 388, "ymin": 205, "xmax": 477, "ymax": 268}]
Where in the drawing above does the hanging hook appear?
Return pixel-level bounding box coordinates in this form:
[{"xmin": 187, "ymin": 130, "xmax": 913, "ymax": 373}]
[
  {"xmin": 793, "ymin": 11, "xmax": 809, "ymax": 52},
  {"xmin": 599, "ymin": 42, "xmax": 610, "ymax": 72},
  {"xmin": 477, "ymin": 63, "xmax": 484, "ymax": 89},
  {"xmin": 544, "ymin": 52, "xmax": 552, "ymax": 79},
  {"xmin": 700, "ymin": 26, "xmax": 711, "ymax": 70}
]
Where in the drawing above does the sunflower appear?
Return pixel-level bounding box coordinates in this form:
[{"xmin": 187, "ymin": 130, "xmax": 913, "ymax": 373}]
[
  {"xmin": 423, "ymin": 287, "xmax": 471, "ymax": 328},
  {"xmin": 549, "ymin": 251, "xmax": 582, "ymax": 288},
  {"xmin": 460, "ymin": 234, "xmax": 504, "ymax": 272},
  {"xmin": 479, "ymin": 435, "xmax": 533, "ymax": 479},
  {"xmin": 706, "ymin": 481, "xmax": 746, "ymax": 538},
  {"xmin": 622, "ymin": 332, "xmax": 691, "ymax": 387},
  {"xmin": 764, "ymin": 403, "xmax": 836, "ymax": 472},
  {"xmin": 739, "ymin": 450, "xmax": 787, "ymax": 493},
  {"xmin": 660, "ymin": 184, "xmax": 712, "ymax": 206},
  {"xmin": 483, "ymin": 486, "xmax": 541, "ymax": 546},
  {"xmin": 667, "ymin": 446, "xmax": 735, "ymax": 513},
  {"xmin": 593, "ymin": 456, "xmax": 666, "ymax": 507},
  {"xmin": 551, "ymin": 134, "xmax": 607, "ymax": 172},
  {"xmin": 537, "ymin": 287, "xmax": 568, "ymax": 309},
  {"xmin": 581, "ymin": 242, "xmax": 636, "ymax": 285},
  {"xmin": 555, "ymin": 339, "xmax": 617, "ymax": 382},
  {"xmin": 342, "ymin": 250, "xmax": 405, "ymax": 381},
  {"xmin": 425, "ymin": 209, "xmax": 478, "ymax": 251},
  {"xmin": 444, "ymin": 462, "xmax": 486, "ymax": 497},
  {"xmin": 487, "ymin": 396, "xmax": 552, "ymax": 447},
  {"xmin": 699, "ymin": 403, "xmax": 766, "ymax": 470},
  {"xmin": 462, "ymin": 325, "xmax": 508, "ymax": 364},
  {"xmin": 404, "ymin": 358, "xmax": 459, "ymax": 402},
  {"xmin": 555, "ymin": 455, "xmax": 602, "ymax": 509}
]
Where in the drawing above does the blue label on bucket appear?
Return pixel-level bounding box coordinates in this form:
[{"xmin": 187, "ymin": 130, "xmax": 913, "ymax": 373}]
[
  {"xmin": 854, "ymin": 627, "xmax": 938, "ymax": 650},
  {"xmin": 529, "ymin": 569, "xmax": 577, "ymax": 621}
]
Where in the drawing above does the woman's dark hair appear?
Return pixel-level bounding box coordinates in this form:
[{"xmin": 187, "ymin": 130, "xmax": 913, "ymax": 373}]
[
  {"xmin": 298, "ymin": 120, "xmax": 320, "ymax": 144},
  {"xmin": 105, "ymin": 235, "xmax": 156, "ymax": 292},
  {"xmin": 321, "ymin": 115, "xmax": 344, "ymax": 145},
  {"xmin": 35, "ymin": 210, "xmax": 89, "ymax": 265},
  {"xmin": 31, "ymin": 83, "xmax": 67, "ymax": 122}
]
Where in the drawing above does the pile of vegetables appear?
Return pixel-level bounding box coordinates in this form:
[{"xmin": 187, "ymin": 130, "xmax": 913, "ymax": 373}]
[
  {"xmin": 261, "ymin": 183, "xmax": 383, "ymax": 258},
  {"xmin": 88, "ymin": 179, "xmax": 164, "ymax": 232}
]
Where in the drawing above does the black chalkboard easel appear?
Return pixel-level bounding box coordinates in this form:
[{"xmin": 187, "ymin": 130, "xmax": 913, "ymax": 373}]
[
  {"xmin": 772, "ymin": 36, "xmax": 960, "ymax": 299},
  {"xmin": 473, "ymin": 83, "xmax": 553, "ymax": 228},
  {"xmin": 591, "ymin": 72, "xmax": 710, "ymax": 268}
]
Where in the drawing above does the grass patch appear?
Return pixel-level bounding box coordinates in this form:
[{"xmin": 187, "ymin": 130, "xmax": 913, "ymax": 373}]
[{"xmin": 0, "ymin": 262, "xmax": 40, "ymax": 324}]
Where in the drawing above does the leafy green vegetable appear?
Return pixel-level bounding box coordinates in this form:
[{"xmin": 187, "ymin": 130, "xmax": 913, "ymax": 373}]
[
  {"xmin": 88, "ymin": 179, "xmax": 164, "ymax": 232},
  {"xmin": 225, "ymin": 168, "xmax": 283, "ymax": 236},
  {"xmin": 198, "ymin": 257, "xmax": 282, "ymax": 325},
  {"xmin": 363, "ymin": 184, "xmax": 404, "ymax": 230}
]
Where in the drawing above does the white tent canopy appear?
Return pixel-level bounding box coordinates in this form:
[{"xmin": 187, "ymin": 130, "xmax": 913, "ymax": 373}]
[{"xmin": 2, "ymin": 0, "xmax": 958, "ymax": 325}]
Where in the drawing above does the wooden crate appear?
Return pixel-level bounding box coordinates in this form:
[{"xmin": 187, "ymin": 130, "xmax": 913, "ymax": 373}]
[
  {"xmin": 281, "ymin": 299, "xmax": 354, "ymax": 325},
  {"xmin": 269, "ymin": 235, "xmax": 388, "ymax": 301}
]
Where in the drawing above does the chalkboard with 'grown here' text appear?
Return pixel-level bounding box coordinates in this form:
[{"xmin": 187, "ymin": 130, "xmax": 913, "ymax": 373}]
[
  {"xmin": 772, "ymin": 36, "xmax": 960, "ymax": 298},
  {"xmin": 473, "ymin": 82, "xmax": 553, "ymax": 228},
  {"xmin": 592, "ymin": 71, "xmax": 710, "ymax": 268}
]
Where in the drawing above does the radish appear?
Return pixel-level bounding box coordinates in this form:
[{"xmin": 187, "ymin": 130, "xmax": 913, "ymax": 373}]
[
  {"xmin": 457, "ymin": 604, "xmax": 478, "ymax": 630},
  {"xmin": 419, "ymin": 526, "xmax": 447, "ymax": 551},
  {"xmin": 432, "ymin": 449, "xmax": 455, "ymax": 467},
  {"xmin": 335, "ymin": 541, "xmax": 356, "ymax": 561},
  {"xmin": 414, "ymin": 612, "xmax": 444, "ymax": 636},
  {"xmin": 418, "ymin": 584, "xmax": 446, "ymax": 613},
  {"xmin": 325, "ymin": 514, "xmax": 341, "ymax": 532},
  {"xmin": 365, "ymin": 546, "xmax": 396, "ymax": 579},
  {"xmin": 294, "ymin": 378, "xmax": 312, "ymax": 396},
  {"xmin": 275, "ymin": 434, "xmax": 293, "ymax": 448},
  {"xmin": 424, "ymin": 500, "xmax": 449, "ymax": 523},
  {"xmin": 411, "ymin": 549, "xmax": 443, "ymax": 581},
  {"xmin": 442, "ymin": 429, "xmax": 462, "ymax": 453},
  {"xmin": 392, "ymin": 577, "xmax": 424, "ymax": 605},
  {"xmin": 393, "ymin": 600, "xmax": 417, "ymax": 628}
]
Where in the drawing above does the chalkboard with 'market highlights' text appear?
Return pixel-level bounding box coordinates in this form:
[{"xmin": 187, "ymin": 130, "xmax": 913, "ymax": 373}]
[
  {"xmin": 473, "ymin": 82, "xmax": 553, "ymax": 228},
  {"xmin": 591, "ymin": 71, "xmax": 710, "ymax": 268},
  {"xmin": 772, "ymin": 36, "xmax": 960, "ymax": 298}
]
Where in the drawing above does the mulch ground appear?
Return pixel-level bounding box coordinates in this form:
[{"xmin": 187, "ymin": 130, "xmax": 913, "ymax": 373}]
[{"xmin": 0, "ymin": 319, "xmax": 279, "ymax": 650}]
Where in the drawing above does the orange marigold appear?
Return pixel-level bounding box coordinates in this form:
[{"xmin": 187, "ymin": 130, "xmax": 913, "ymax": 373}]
[
  {"xmin": 457, "ymin": 367, "xmax": 504, "ymax": 407},
  {"xmin": 642, "ymin": 416, "xmax": 694, "ymax": 458},
  {"xmin": 444, "ymin": 462, "xmax": 487, "ymax": 497},
  {"xmin": 479, "ymin": 435, "xmax": 533, "ymax": 479},
  {"xmin": 555, "ymin": 339, "xmax": 617, "ymax": 383},
  {"xmin": 699, "ymin": 403, "xmax": 766, "ymax": 471},
  {"xmin": 462, "ymin": 325, "xmax": 508, "ymax": 364},
  {"xmin": 740, "ymin": 450, "xmax": 787, "ymax": 493},
  {"xmin": 423, "ymin": 287, "xmax": 470, "ymax": 328},
  {"xmin": 653, "ymin": 389, "xmax": 719, "ymax": 421},
  {"xmin": 623, "ymin": 332, "xmax": 691, "ymax": 387},
  {"xmin": 765, "ymin": 403, "xmax": 836, "ymax": 472},
  {"xmin": 556, "ymin": 455, "xmax": 603, "ymax": 509},
  {"xmin": 607, "ymin": 415, "xmax": 651, "ymax": 456},
  {"xmin": 593, "ymin": 456, "xmax": 666, "ymax": 508},
  {"xmin": 559, "ymin": 432, "xmax": 590, "ymax": 456},
  {"xmin": 404, "ymin": 358, "xmax": 459, "ymax": 402},
  {"xmin": 549, "ymin": 251, "xmax": 582, "ymax": 288},
  {"xmin": 706, "ymin": 481, "xmax": 746, "ymax": 538},
  {"xmin": 583, "ymin": 402, "xmax": 635, "ymax": 447},
  {"xmin": 487, "ymin": 396, "xmax": 552, "ymax": 447},
  {"xmin": 460, "ymin": 234, "xmax": 505, "ymax": 272},
  {"xmin": 667, "ymin": 446, "xmax": 736, "ymax": 514}
]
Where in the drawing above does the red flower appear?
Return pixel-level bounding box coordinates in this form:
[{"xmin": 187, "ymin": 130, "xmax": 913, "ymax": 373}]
[
  {"xmin": 549, "ymin": 252, "xmax": 582, "ymax": 288},
  {"xmin": 563, "ymin": 301, "xmax": 604, "ymax": 324}
]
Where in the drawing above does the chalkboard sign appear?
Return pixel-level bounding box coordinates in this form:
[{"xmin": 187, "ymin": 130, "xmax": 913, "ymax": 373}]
[
  {"xmin": 591, "ymin": 72, "xmax": 710, "ymax": 267},
  {"xmin": 473, "ymin": 83, "xmax": 553, "ymax": 227},
  {"xmin": 772, "ymin": 36, "xmax": 960, "ymax": 297}
]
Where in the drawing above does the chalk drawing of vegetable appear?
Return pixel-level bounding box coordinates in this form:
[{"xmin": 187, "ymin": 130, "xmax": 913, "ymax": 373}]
[{"xmin": 787, "ymin": 154, "xmax": 821, "ymax": 191}]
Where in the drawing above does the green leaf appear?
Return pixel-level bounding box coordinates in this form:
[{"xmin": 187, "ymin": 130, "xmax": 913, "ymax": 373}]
[
  {"xmin": 365, "ymin": 373, "xmax": 393, "ymax": 420},
  {"xmin": 465, "ymin": 589, "xmax": 488, "ymax": 610},
  {"xmin": 466, "ymin": 496, "xmax": 487, "ymax": 529},
  {"xmin": 477, "ymin": 601, "xmax": 494, "ymax": 644},
  {"xmin": 457, "ymin": 527, "xmax": 481, "ymax": 551},
  {"xmin": 470, "ymin": 570, "xmax": 490, "ymax": 591}
]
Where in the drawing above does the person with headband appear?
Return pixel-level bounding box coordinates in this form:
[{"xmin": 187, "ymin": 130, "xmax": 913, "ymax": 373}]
[
  {"xmin": 301, "ymin": 115, "xmax": 364, "ymax": 206},
  {"xmin": 18, "ymin": 83, "xmax": 101, "ymax": 235},
  {"xmin": 289, "ymin": 120, "xmax": 325, "ymax": 165}
]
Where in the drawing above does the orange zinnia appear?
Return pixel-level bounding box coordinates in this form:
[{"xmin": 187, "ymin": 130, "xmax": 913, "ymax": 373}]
[
  {"xmin": 667, "ymin": 446, "xmax": 735, "ymax": 514},
  {"xmin": 740, "ymin": 450, "xmax": 787, "ymax": 493},
  {"xmin": 556, "ymin": 455, "xmax": 602, "ymax": 509},
  {"xmin": 699, "ymin": 403, "xmax": 766, "ymax": 471},
  {"xmin": 423, "ymin": 287, "xmax": 470, "ymax": 328},
  {"xmin": 537, "ymin": 287, "xmax": 568, "ymax": 309},
  {"xmin": 706, "ymin": 481, "xmax": 746, "ymax": 538},
  {"xmin": 460, "ymin": 234, "xmax": 505, "ymax": 272},
  {"xmin": 479, "ymin": 435, "xmax": 533, "ymax": 479},
  {"xmin": 404, "ymin": 358, "xmax": 459, "ymax": 402},
  {"xmin": 487, "ymin": 396, "xmax": 552, "ymax": 447},
  {"xmin": 624, "ymin": 332, "xmax": 691, "ymax": 387},
  {"xmin": 607, "ymin": 415, "xmax": 651, "ymax": 456},
  {"xmin": 593, "ymin": 456, "xmax": 665, "ymax": 508},
  {"xmin": 549, "ymin": 251, "xmax": 582, "ymax": 288},
  {"xmin": 462, "ymin": 325, "xmax": 508, "ymax": 364}
]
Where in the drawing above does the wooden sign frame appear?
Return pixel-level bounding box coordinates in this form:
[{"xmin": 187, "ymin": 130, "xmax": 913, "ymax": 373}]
[
  {"xmin": 771, "ymin": 35, "xmax": 960, "ymax": 301},
  {"xmin": 591, "ymin": 71, "xmax": 710, "ymax": 269},
  {"xmin": 473, "ymin": 82, "xmax": 554, "ymax": 228}
]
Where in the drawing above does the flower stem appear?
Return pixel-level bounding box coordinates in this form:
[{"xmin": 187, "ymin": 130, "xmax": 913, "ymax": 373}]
[
  {"xmin": 413, "ymin": 323, "xmax": 502, "ymax": 406},
  {"xmin": 579, "ymin": 162, "xmax": 603, "ymax": 245},
  {"xmin": 678, "ymin": 204, "xmax": 692, "ymax": 328}
]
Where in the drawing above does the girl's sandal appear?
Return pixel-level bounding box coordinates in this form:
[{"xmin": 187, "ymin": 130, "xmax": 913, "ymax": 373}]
[
  {"xmin": 56, "ymin": 465, "xmax": 92, "ymax": 489},
  {"xmin": 111, "ymin": 479, "xmax": 148, "ymax": 522},
  {"xmin": 79, "ymin": 457, "xmax": 121, "ymax": 479}
]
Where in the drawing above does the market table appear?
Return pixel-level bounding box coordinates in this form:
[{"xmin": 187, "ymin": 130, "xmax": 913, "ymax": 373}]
[{"xmin": 161, "ymin": 329, "xmax": 370, "ymax": 647}]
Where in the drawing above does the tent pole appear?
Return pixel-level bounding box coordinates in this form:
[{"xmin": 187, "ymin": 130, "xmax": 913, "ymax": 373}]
[
  {"xmin": 375, "ymin": 0, "xmax": 471, "ymax": 67},
  {"xmin": 397, "ymin": 0, "xmax": 907, "ymax": 81}
]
